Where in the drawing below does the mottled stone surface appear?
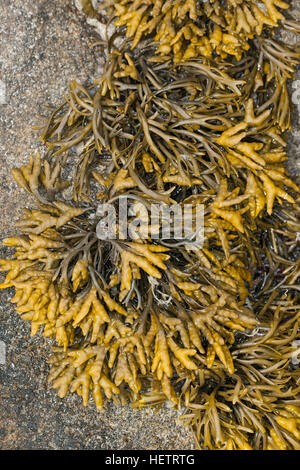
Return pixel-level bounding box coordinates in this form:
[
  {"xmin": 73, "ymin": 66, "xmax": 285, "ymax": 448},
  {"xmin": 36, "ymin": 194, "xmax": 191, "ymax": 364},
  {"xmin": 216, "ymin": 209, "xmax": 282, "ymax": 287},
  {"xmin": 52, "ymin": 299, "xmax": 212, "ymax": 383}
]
[
  {"xmin": 279, "ymin": 3, "xmax": 300, "ymax": 182},
  {"xmin": 0, "ymin": 0, "xmax": 193, "ymax": 450},
  {"xmin": 0, "ymin": 0, "xmax": 299, "ymax": 451}
]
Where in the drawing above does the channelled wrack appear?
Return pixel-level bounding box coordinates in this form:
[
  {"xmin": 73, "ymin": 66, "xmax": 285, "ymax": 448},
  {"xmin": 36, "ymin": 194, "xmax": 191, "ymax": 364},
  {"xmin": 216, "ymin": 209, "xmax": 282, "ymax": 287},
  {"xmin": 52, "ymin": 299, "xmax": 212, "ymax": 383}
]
[
  {"xmin": 84, "ymin": 0, "xmax": 300, "ymax": 62},
  {"xmin": 1, "ymin": 2, "xmax": 300, "ymax": 450}
]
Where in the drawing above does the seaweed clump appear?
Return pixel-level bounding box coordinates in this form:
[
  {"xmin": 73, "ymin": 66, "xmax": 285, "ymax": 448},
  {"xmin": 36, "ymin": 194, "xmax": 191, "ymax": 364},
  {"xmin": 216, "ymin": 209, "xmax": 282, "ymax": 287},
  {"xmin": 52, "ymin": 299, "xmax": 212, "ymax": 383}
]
[
  {"xmin": 87, "ymin": 0, "xmax": 300, "ymax": 62},
  {"xmin": 0, "ymin": 1, "xmax": 300, "ymax": 450}
]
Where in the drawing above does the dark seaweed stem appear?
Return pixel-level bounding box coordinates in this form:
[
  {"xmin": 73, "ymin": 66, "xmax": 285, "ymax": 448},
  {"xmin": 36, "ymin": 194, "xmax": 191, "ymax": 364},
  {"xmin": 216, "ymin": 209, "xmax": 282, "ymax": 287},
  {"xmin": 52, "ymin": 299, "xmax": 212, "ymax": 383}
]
[{"xmin": 34, "ymin": 39, "xmax": 295, "ymax": 208}]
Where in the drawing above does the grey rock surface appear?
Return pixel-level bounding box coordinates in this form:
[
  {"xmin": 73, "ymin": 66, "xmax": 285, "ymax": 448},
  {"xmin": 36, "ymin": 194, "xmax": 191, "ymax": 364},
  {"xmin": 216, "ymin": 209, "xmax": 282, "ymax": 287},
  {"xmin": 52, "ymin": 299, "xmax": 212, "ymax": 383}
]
[
  {"xmin": 0, "ymin": 0, "xmax": 299, "ymax": 451},
  {"xmin": 0, "ymin": 0, "xmax": 193, "ymax": 450}
]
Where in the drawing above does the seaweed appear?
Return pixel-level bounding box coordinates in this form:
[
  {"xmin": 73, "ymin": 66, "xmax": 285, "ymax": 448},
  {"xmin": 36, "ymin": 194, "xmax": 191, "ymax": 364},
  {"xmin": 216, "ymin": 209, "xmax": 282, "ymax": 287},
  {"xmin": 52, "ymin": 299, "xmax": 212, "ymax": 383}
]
[{"xmin": 0, "ymin": 0, "xmax": 300, "ymax": 450}]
